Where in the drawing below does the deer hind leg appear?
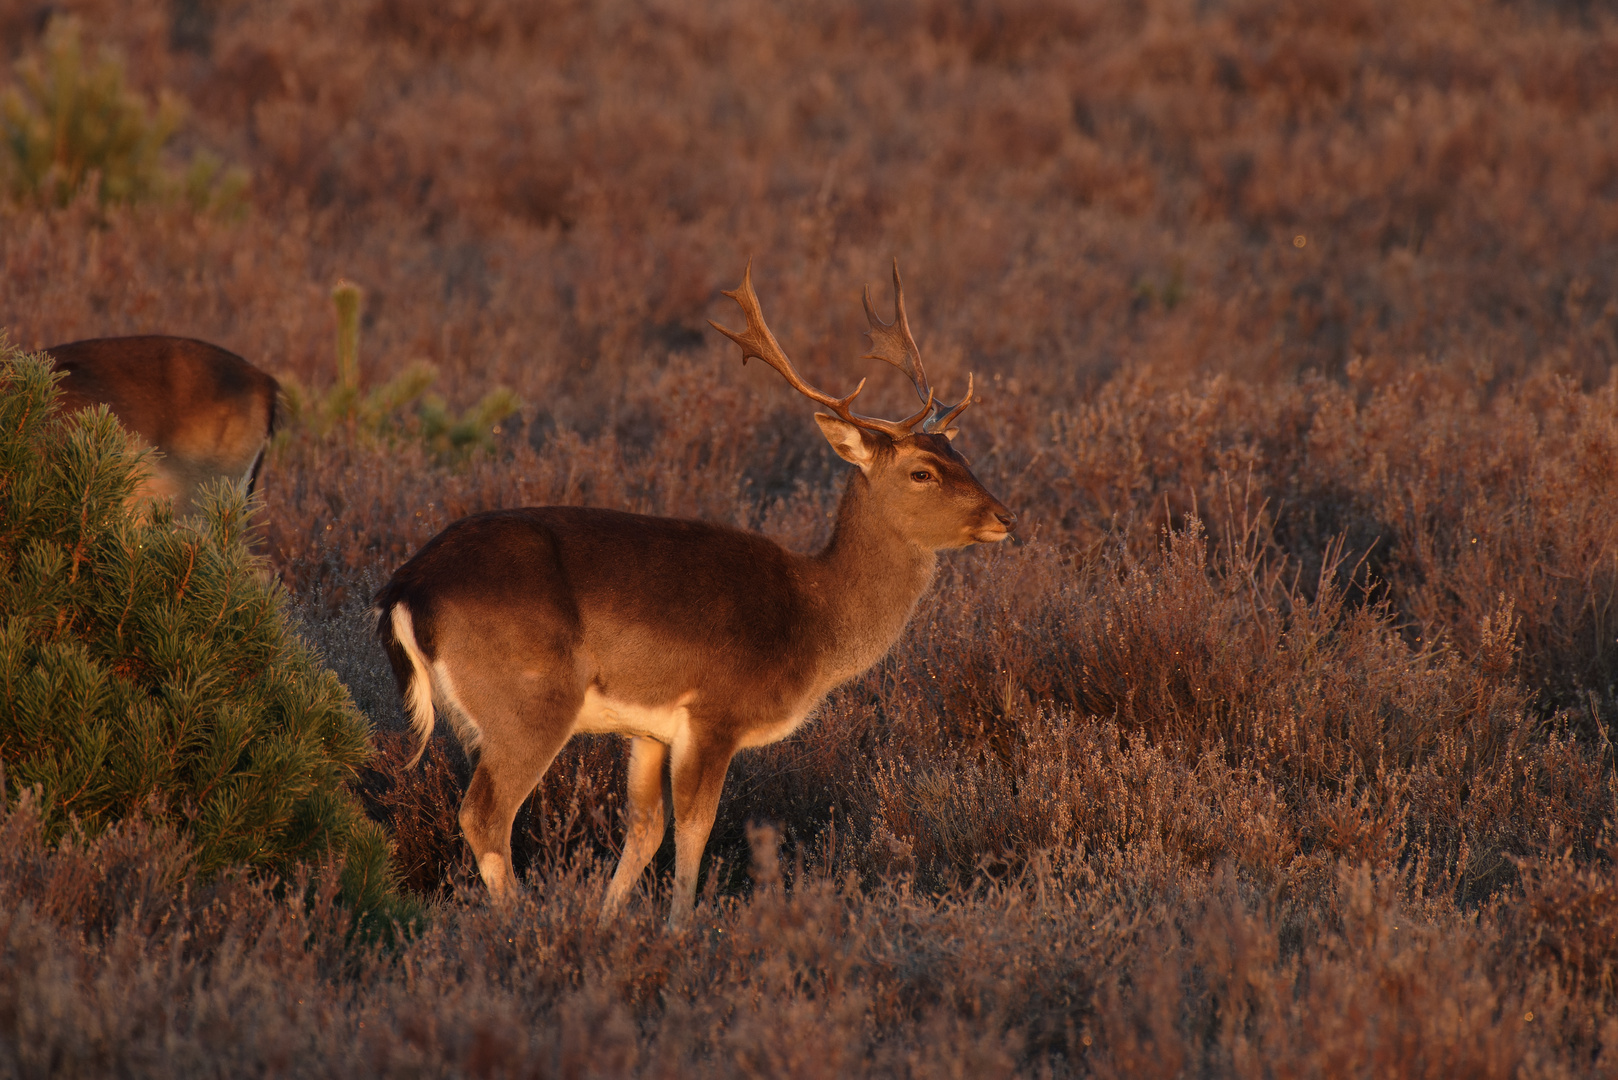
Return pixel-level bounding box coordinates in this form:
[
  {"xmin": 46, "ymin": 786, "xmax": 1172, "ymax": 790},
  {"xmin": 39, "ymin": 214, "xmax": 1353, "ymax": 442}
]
[
  {"xmin": 599, "ymin": 736, "xmax": 670, "ymax": 923},
  {"xmin": 448, "ymin": 665, "xmax": 583, "ymax": 904},
  {"xmin": 667, "ymin": 731, "xmax": 736, "ymax": 929},
  {"xmin": 243, "ymin": 445, "xmax": 268, "ymax": 498}
]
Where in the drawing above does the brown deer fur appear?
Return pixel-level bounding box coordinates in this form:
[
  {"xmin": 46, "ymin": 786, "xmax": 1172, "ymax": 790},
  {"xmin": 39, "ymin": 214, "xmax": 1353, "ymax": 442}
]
[
  {"xmin": 46, "ymin": 335, "xmax": 280, "ymax": 515},
  {"xmin": 375, "ymin": 266, "xmax": 1013, "ymax": 927}
]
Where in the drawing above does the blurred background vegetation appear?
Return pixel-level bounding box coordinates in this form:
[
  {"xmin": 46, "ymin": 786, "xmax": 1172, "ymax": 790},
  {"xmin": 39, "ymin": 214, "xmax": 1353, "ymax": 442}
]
[{"xmin": 1, "ymin": 0, "xmax": 1616, "ymax": 1074}]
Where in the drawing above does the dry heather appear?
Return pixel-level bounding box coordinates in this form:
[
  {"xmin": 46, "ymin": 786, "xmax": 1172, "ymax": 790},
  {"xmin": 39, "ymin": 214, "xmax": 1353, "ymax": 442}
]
[
  {"xmin": 5, "ymin": 793, "xmax": 1618, "ymax": 1078},
  {"xmin": 3, "ymin": 0, "xmax": 1618, "ymax": 1074}
]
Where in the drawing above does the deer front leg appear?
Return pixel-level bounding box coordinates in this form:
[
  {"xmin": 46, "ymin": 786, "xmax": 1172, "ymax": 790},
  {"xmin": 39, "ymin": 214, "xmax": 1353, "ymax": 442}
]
[
  {"xmin": 599, "ymin": 736, "xmax": 669, "ymax": 923},
  {"xmin": 667, "ymin": 732, "xmax": 735, "ymax": 929}
]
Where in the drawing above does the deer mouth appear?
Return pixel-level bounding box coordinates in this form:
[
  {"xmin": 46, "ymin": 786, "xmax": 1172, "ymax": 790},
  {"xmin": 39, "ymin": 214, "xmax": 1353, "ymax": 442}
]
[{"xmin": 973, "ymin": 525, "xmax": 1013, "ymax": 543}]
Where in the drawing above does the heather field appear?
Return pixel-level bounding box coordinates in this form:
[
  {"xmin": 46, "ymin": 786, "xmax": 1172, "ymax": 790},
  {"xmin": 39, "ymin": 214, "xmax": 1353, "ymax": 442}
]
[{"xmin": 3, "ymin": 0, "xmax": 1618, "ymax": 1075}]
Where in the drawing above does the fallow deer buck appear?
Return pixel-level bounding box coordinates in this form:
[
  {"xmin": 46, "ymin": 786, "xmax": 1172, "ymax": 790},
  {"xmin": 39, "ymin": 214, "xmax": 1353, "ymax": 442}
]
[
  {"xmin": 375, "ymin": 261, "xmax": 1014, "ymax": 927},
  {"xmin": 46, "ymin": 335, "xmax": 281, "ymax": 516}
]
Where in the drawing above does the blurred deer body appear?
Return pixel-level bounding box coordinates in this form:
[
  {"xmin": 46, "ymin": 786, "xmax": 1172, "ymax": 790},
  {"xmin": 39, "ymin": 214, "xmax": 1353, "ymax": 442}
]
[
  {"xmin": 46, "ymin": 335, "xmax": 280, "ymax": 515},
  {"xmin": 376, "ymin": 262, "xmax": 1013, "ymax": 927}
]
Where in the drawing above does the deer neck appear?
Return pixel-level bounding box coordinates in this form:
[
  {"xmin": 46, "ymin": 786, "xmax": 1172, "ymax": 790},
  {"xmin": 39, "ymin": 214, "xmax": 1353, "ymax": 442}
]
[{"xmin": 806, "ymin": 470, "xmax": 937, "ymax": 680}]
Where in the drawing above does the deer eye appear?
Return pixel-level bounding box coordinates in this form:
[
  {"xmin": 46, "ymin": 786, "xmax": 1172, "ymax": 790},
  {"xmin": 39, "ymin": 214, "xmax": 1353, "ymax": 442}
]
[{"xmin": 910, "ymin": 470, "xmax": 934, "ymax": 483}]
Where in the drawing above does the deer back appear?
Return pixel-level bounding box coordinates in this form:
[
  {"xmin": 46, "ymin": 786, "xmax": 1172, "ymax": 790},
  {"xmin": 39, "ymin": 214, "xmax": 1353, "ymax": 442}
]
[{"xmin": 46, "ymin": 335, "xmax": 280, "ymax": 511}]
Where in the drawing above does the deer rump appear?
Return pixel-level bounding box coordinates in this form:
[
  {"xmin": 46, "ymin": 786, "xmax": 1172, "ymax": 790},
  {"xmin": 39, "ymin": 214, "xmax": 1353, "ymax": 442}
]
[{"xmin": 46, "ymin": 335, "xmax": 280, "ymax": 513}]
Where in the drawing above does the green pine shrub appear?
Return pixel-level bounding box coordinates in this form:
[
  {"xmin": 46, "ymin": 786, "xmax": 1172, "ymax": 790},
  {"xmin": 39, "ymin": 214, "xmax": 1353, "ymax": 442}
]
[
  {"xmin": 1, "ymin": 17, "xmax": 247, "ymax": 213},
  {"xmin": 0, "ymin": 343, "xmax": 396, "ymax": 917}
]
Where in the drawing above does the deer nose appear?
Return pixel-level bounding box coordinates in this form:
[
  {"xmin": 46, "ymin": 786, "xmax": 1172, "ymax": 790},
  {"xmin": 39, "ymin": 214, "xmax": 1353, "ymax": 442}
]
[{"xmin": 996, "ymin": 510, "xmax": 1017, "ymax": 530}]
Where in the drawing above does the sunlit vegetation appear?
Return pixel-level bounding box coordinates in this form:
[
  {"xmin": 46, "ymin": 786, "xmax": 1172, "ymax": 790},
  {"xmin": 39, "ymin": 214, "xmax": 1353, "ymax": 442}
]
[
  {"xmin": 2, "ymin": 0, "xmax": 1616, "ymax": 1074},
  {"xmin": 1, "ymin": 16, "xmax": 247, "ymax": 212}
]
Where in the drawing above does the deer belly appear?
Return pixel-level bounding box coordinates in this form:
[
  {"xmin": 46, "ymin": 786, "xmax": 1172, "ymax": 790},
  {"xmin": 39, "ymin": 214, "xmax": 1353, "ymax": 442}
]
[
  {"xmin": 573, "ymin": 687, "xmax": 693, "ymax": 743},
  {"xmin": 734, "ymin": 697, "xmax": 825, "ymax": 749}
]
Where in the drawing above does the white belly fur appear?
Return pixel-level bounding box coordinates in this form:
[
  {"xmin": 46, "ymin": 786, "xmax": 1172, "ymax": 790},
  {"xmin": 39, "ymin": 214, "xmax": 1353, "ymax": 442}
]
[
  {"xmin": 570, "ymin": 687, "xmax": 823, "ymax": 749},
  {"xmin": 573, "ymin": 687, "xmax": 695, "ymax": 743}
]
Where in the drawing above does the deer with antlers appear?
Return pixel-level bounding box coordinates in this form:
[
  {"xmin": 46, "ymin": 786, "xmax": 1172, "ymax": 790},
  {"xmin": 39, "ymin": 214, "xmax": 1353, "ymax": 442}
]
[{"xmin": 375, "ymin": 261, "xmax": 1014, "ymax": 927}]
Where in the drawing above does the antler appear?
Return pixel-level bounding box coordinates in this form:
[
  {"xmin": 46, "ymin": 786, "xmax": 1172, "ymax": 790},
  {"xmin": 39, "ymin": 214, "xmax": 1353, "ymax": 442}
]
[
  {"xmin": 862, "ymin": 258, "xmax": 972, "ymax": 433},
  {"xmin": 709, "ymin": 261, "xmax": 931, "ymax": 440}
]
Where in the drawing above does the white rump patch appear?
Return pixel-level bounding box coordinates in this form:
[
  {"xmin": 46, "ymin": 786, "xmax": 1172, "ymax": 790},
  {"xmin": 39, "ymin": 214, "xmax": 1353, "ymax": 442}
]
[
  {"xmin": 388, "ymin": 604, "xmax": 486, "ymax": 762},
  {"xmin": 430, "ymin": 659, "xmax": 483, "ymax": 754},
  {"xmin": 388, "ymin": 604, "xmax": 439, "ymax": 764}
]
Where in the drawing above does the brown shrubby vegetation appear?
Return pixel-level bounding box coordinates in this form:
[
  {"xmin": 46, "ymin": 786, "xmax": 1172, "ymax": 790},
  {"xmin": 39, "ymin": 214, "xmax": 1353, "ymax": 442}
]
[
  {"xmin": 5, "ymin": 790, "xmax": 1617, "ymax": 1077},
  {"xmin": 4, "ymin": 0, "xmax": 1618, "ymax": 1073}
]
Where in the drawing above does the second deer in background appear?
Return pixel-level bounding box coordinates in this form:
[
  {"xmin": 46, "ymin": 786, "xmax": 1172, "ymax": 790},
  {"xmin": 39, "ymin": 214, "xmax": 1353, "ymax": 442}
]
[
  {"xmin": 375, "ymin": 261, "xmax": 1014, "ymax": 928},
  {"xmin": 46, "ymin": 335, "xmax": 280, "ymax": 516}
]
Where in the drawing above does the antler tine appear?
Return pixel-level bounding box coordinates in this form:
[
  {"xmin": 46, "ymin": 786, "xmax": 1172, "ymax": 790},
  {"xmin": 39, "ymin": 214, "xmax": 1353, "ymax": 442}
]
[
  {"xmin": 710, "ymin": 261, "xmax": 919, "ymax": 440},
  {"xmin": 862, "ymin": 258, "xmax": 971, "ymax": 434},
  {"xmin": 932, "ymin": 371, "xmax": 973, "ymax": 431},
  {"xmin": 861, "ymin": 259, "xmax": 929, "ymax": 398}
]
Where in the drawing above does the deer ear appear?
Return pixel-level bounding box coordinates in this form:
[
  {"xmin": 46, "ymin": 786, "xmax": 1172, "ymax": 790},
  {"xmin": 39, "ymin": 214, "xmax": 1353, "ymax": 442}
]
[
  {"xmin": 814, "ymin": 413, "xmax": 877, "ymax": 471},
  {"xmin": 941, "ymin": 426, "xmax": 959, "ymax": 441}
]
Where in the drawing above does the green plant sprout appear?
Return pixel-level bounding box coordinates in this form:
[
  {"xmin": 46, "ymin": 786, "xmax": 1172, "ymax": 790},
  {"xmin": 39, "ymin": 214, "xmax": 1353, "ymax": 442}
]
[{"xmin": 279, "ymin": 279, "xmax": 522, "ymax": 459}]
